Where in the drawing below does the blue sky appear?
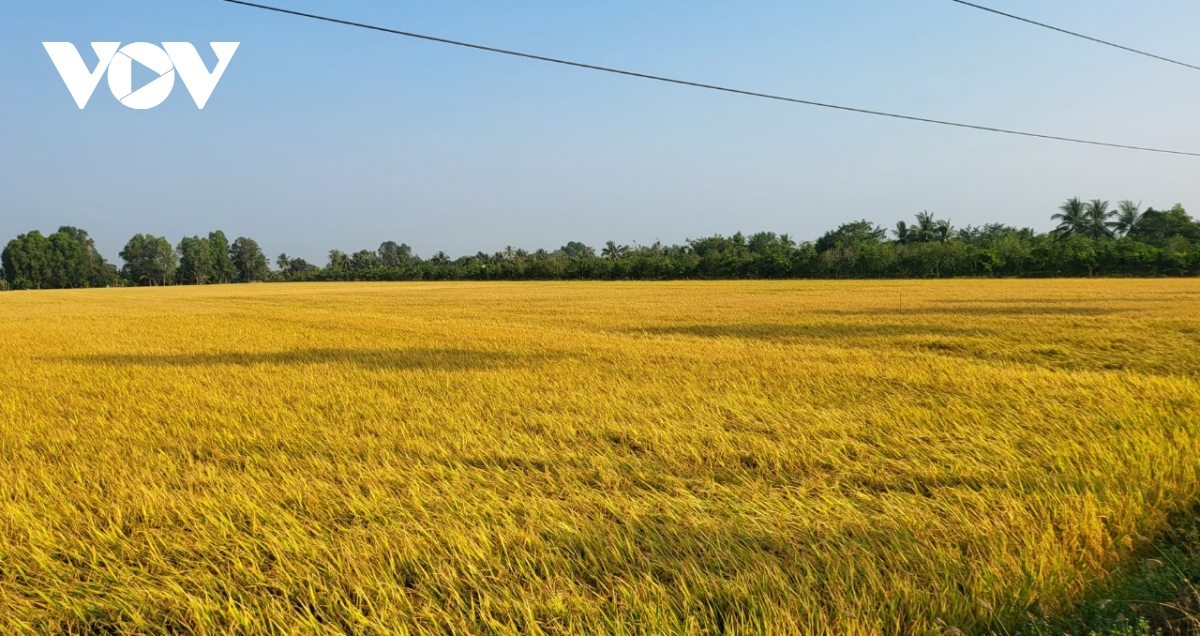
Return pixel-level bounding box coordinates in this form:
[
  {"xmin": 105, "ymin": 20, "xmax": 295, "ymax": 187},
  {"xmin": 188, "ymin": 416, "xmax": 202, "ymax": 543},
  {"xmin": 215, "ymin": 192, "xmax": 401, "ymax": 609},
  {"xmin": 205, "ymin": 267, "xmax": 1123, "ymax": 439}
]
[{"xmin": 2, "ymin": 0, "xmax": 1199, "ymax": 263}]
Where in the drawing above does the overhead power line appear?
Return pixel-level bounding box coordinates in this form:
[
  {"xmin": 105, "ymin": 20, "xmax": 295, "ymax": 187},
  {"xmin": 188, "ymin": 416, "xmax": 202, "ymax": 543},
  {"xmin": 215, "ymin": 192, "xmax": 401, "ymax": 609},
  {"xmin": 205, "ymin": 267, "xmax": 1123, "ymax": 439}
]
[
  {"xmin": 222, "ymin": 0, "xmax": 1200, "ymax": 158},
  {"xmin": 949, "ymin": 0, "xmax": 1200, "ymax": 73}
]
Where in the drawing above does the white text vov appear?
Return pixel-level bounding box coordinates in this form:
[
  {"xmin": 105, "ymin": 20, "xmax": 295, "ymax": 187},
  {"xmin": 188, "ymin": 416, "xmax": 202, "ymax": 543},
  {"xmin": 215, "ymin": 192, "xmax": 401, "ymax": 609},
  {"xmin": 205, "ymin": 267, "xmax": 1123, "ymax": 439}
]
[{"xmin": 43, "ymin": 42, "xmax": 239, "ymax": 110}]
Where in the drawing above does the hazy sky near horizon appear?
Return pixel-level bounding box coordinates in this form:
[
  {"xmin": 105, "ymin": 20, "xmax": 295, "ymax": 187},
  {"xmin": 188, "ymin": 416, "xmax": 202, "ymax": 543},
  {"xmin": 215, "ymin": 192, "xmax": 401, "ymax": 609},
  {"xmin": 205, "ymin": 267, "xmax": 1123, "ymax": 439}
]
[{"xmin": 2, "ymin": 0, "xmax": 1199, "ymax": 263}]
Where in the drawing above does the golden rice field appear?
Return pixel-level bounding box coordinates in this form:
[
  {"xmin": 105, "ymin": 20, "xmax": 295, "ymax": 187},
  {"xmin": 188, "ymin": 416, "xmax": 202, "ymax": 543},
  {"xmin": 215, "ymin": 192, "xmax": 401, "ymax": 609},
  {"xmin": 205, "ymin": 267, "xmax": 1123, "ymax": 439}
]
[{"xmin": 1, "ymin": 280, "xmax": 1199, "ymax": 635}]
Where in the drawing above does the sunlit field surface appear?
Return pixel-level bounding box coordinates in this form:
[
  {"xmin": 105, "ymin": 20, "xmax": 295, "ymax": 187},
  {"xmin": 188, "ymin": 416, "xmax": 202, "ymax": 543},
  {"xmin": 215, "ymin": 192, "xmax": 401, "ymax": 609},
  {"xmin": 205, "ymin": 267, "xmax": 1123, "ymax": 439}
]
[{"xmin": 1, "ymin": 280, "xmax": 1199, "ymax": 634}]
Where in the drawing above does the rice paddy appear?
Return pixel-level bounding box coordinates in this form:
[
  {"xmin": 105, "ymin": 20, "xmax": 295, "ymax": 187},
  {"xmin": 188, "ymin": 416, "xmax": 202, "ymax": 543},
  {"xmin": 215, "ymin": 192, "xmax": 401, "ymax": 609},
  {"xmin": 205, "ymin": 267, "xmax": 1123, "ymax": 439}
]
[{"xmin": 0, "ymin": 280, "xmax": 1198, "ymax": 634}]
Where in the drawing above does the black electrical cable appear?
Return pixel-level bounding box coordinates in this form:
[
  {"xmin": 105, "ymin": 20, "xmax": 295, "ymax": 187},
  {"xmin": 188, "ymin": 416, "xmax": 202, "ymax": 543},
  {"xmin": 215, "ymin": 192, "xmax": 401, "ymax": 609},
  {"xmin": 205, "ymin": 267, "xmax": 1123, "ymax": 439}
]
[
  {"xmin": 223, "ymin": 0, "xmax": 1200, "ymax": 158},
  {"xmin": 949, "ymin": 0, "xmax": 1200, "ymax": 73}
]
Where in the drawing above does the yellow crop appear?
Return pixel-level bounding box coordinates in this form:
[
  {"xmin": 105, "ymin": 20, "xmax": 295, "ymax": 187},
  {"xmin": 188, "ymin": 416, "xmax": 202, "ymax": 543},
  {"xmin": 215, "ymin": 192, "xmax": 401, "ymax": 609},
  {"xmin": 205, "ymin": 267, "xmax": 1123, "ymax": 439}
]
[{"xmin": 0, "ymin": 280, "xmax": 1198, "ymax": 634}]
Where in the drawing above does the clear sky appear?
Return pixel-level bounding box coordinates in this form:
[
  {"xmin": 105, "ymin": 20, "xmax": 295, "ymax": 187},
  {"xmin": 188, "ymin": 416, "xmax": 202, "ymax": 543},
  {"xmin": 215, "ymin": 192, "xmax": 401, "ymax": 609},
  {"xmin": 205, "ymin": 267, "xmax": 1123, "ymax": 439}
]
[{"xmin": 2, "ymin": 0, "xmax": 1199, "ymax": 263}]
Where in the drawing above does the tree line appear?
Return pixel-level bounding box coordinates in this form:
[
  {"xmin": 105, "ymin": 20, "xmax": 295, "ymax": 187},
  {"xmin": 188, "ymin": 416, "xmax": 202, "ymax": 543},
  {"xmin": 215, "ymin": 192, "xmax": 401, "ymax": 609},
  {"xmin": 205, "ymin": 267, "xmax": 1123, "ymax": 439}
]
[
  {"xmin": 1, "ymin": 229, "xmax": 270, "ymax": 290},
  {"xmin": 3, "ymin": 198, "xmax": 1199, "ymax": 290}
]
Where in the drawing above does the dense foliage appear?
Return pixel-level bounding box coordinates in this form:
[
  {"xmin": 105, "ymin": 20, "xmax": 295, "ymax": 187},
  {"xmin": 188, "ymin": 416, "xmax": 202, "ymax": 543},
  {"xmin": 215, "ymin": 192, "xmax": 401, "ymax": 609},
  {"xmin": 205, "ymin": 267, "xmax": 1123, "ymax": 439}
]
[
  {"xmin": 4, "ymin": 199, "xmax": 1199, "ymax": 289},
  {"xmin": 0, "ymin": 227, "xmax": 117, "ymax": 290}
]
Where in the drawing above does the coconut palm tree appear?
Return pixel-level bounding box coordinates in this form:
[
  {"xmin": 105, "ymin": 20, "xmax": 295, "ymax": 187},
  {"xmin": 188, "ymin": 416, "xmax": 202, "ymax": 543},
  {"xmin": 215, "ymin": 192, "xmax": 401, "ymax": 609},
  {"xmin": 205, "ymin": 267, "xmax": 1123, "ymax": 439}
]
[
  {"xmin": 1111, "ymin": 200, "xmax": 1144, "ymax": 238},
  {"xmin": 914, "ymin": 211, "xmax": 938, "ymax": 242},
  {"xmin": 601, "ymin": 241, "xmax": 629, "ymax": 261},
  {"xmin": 1083, "ymin": 199, "xmax": 1114, "ymax": 239},
  {"xmin": 1052, "ymin": 197, "xmax": 1087, "ymax": 237},
  {"xmin": 902, "ymin": 212, "xmax": 953, "ymax": 243},
  {"xmin": 328, "ymin": 249, "xmax": 350, "ymax": 271},
  {"xmin": 932, "ymin": 219, "xmax": 954, "ymax": 243}
]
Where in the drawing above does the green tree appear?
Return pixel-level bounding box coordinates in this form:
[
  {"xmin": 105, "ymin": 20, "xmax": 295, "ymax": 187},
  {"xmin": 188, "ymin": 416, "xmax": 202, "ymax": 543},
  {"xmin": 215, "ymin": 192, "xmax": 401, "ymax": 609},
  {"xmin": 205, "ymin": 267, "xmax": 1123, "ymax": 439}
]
[
  {"xmin": 1083, "ymin": 199, "xmax": 1114, "ymax": 239},
  {"xmin": 911, "ymin": 211, "xmax": 953, "ymax": 243},
  {"xmin": 602, "ymin": 241, "xmax": 630, "ymax": 261},
  {"xmin": 351, "ymin": 249, "xmax": 381, "ymax": 271},
  {"xmin": 1052, "ymin": 197, "xmax": 1087, "ymax": 238},
  {"xmin": 2, "ymin": 231, "xmax": 52, "ymax": 290},
  {"xmin": 328, "ymin": 249, "xmax": 350, "ymax": 273},
  {"xmin": 288, "ymin": 256, "xmax": 315, "ymax": 276},
  {"xmin": 230, "ymin": 237, "xmax": 269, "ymax": 282},
  {"xmin": 47, "ymin": 227, "xmax": 114, "ymax": 288},
  {"xmin": 378, "ymin": 241, "xmax": 413, "ymax": 267},
  {"xmin": 1112, "ymin": 200, "xmax": 1143, "ymax": 238},
  {"xmin": 815, "ymin": 221, "xmax": 886, "ymax": 253},
  {"xmin": 558, "ymin": 241, "xmax": 595, "ymax": 259},
  {"xmin": 208, "ymin": 231, "xmax": 237, "ymax": 284},
  {"xmin": 120, "ymin": 234, "xmax": 177, "ymax": 286},
  {"xmin": 747, "ymin": 232, "xmax": 795, "ymax": 254},
  {"xmin": 1130, "ymin": 204, "xmax": 1200, "ymax": 246},
  {"xmin": 1060, "ymin": 234, "xmax": 1099, "ymax": 276},
  {"xmin": 1, "ymin": 228, "xmax": 112, "ymax": 290},
  {"xmin": 177, "ymin": 236, "xmax": 216, "ymax": 285},
  {"xmin": 46, "ymin": 229, "xmax": 85, "ymax": 288}
]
